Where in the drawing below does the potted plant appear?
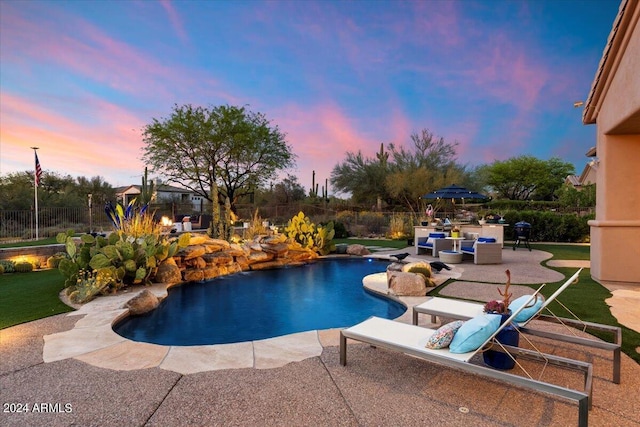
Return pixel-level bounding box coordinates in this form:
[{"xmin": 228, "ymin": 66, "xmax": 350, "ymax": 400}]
[
  {"xmin": 483, "ymin": 270, "xmax": 518, "ymax": 370},
  {"xmin": 477, "ymin": 210, "xmax": 487, "ymax": 225},
  {"xmin": 451, "ymin": 225, "xmax": 461, "ymax": 238}
]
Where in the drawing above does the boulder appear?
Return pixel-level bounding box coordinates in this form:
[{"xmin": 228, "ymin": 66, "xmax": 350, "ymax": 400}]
[
  {"xmin": 203, "ymin": 238, "xmax": 231, "ymax": 253},
  {"xmin": 180, "ymin": 245, "xmax": 206, "ymax": 260},
  {"xmin": 184, "ymin": 257, "xmax": 207, "ymax": 269},
  {"xmin": 248, "ymin": 251, "xmax": 273, "ymax": 263},
  {"xmin": 202, "ymin": 252, "xmax": 234, "ymax": 265},
  {"xmin": 235, "ymin": 255, "xmax": 250, "ymax": 270},
  {"xmin": 125, "ymin": 289, "xmax": 159, "ymax": 315},
  {"xmin": 202, "ymin": 266, "xmax": 220, "ymax": 280},
  {"xmin": 346, "ymin": 244, "xmax": 371, "ymax": 256},
  {"xmin": 155, "ymin": 259, "xmax": 182, "ymax": 284},
  {"xmin": 261, "ymin": 242, "xmax": 289, "ymax": 257},
  {"xmin": 226, "ymin": 243, "xmax": 248, "ymax": 257},
  {"xmin": 183, "ymin": 269, "xmax": 205, "ymax": 282},
  {"xmin": 388, "ymin": 272, "xmax": 427, "ymax": 296},
  {"xmin": 189, "ymin": 234, "xmax": 210, "ymax": 245},
  {"xmin": 250, "ymin": 259, "xmax": 288, "ymax": 271}
]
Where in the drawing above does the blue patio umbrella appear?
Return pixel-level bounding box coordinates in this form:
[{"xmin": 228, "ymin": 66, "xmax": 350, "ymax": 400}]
[
  {"xmin": 422, "ymin": 184, "xmax": 491, "ymax": 203},
  {"xmin": 422, "ymin": 184, "xmax": 490, "ymax": 218}
]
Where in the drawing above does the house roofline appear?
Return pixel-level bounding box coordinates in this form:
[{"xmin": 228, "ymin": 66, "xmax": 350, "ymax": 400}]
[{"xmin": 583, "ymin": 0, "xmax": 632, "ymax": 124}]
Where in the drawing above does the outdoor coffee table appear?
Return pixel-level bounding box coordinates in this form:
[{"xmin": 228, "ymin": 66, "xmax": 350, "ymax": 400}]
[
  {"xmin": 445, "ymin": 236, "xmax": 465, "ymax": 252},
  {"xmin": 439, "ymin": 250, "xmax": 463, "ymax": 264}
]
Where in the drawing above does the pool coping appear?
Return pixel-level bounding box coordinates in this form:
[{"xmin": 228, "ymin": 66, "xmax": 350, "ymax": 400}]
[{"xmin": 44, "ymin": 257, "xmax": 453, "ymax": 374}]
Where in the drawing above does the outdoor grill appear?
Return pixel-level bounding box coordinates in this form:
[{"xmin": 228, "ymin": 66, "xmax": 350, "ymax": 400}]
[{"xmin": 513, "ymin": 221, "xmax": 532, "ymax": 251}]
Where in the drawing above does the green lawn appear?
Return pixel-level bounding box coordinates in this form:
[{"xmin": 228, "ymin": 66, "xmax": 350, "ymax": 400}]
[
  {"xmin": 333, "ymin": 238, "xmax": 409, "ymax": 249},
  {"xmin": 530, "ymin": 243, "xmax": 590, "ymax": 260},
  {"xmin": 0, "ymin": 237, "xmax": 59, "ymax": 248},
  {"xmin": 0, "ymin": 269, "xmax": 73, "ymax": 329}
]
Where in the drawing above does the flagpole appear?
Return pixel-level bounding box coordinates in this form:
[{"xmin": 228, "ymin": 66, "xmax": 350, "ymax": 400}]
[{"xmin": 31, "ymin": 147, "xmax": 40, "ymax": 240}]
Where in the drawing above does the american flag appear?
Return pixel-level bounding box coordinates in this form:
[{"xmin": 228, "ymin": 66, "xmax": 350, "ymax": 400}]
[{"xmin": 35, "ymin": 152, "xmax": 43, "ymax": 187}]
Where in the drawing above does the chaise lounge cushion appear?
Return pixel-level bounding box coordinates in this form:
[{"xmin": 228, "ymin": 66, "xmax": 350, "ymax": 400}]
[
  {"xmin": 449, "ymin": 314, "xmax": 501, "ymax": 353},
  {"xmin": 425, "ymin": 320, "xmax": 464, "ymax": 349},
  {"xmin": 509, "ymin": 294, "xmax": 545, "ymax": 322}
]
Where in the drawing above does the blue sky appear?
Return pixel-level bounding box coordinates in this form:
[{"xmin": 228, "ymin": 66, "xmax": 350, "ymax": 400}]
[{"xmin": 0, "ymin": 0, "xmax": 621, "ymax": 191}]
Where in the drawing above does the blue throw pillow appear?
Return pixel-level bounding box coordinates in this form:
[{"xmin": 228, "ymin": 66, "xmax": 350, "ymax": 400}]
[
  {"xmin": 509, "ymin": 294, "xmax": 545, "ymax": 323},
  {"xmin": 429, "ymin": 232, "xmax": 446, "ymax": 238},
  {"xmin": 477, "ymin": 237, "xmax": 496, "ymax": 243},
  {"xmin": 449, "ymin": 314, "xmax": 501, "ymax": 353}
]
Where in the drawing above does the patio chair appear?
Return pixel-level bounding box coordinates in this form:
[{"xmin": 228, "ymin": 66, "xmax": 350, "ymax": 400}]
[
  {"xmin": 416, "ymin": 232, "xmax": 452, "ymax": 256},
  {"xmin": 411, "ymin": 268, "xmax": 621, "ymax": 384},
  {"xmin": 460, "ymin": 237, "xmax": 502, "ymax": 264},
  {"xmin": 340, "ymin": 287, "xmax": 592, "ymax": 427}
]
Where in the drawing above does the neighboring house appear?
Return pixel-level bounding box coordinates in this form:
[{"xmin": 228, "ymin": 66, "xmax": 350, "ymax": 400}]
[
  {"xmin": 114, "ymin": 183, "xmax": 205, "ymax": 212},
  {"xmin": 565, "ymin": 148, "xmax": 598, "ymax": 189},
  {"xmin": 582, "ymin": 0, "xmax": 640, "ymax": 286}
]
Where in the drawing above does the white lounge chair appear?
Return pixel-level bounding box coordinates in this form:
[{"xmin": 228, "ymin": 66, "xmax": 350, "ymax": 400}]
[
  {"xmin": 340, "ymin": 288, "xmax": 592, "ymax": 427},
  {"xmin": 412, "ymin": 268, "xmax": 621, "ymax": 384}
]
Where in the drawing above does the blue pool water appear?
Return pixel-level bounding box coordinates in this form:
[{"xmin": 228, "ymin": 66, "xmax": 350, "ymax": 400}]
[{"xmin": 113, "ymin": 258, "xmax": 405, "ymax": 346}]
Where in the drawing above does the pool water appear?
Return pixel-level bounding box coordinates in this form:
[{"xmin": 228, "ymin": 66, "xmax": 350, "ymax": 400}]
[{"xmin": 113, "ymin": 258, "xmax": 405, "ymax": 346}]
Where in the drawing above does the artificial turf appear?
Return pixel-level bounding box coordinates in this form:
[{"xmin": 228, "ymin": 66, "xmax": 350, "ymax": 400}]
[{"xmin": 0, "ymin": 269, "xmax": 73, "ymax": 329}]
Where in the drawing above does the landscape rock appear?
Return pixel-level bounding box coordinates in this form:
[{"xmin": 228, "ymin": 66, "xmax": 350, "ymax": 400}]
[
  {"xmin": 346, "ymin": 244, "xmax": 371, "ymax": 256},
  {"xmin": 388, "ymin": 271, "xmax": 427, "ymax": 296},
  {"xmin": 125, "ymin": 289, "xmax": 159, "ymax": 315},
  {"xmin": 155, "ymin": 258, "xmax": 182, "ymax": 284}
]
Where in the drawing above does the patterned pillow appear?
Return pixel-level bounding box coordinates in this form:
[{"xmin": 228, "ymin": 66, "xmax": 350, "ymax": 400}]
[{"xmin": 425, "ymin": 320, "xmax": 464, "ymax": 349}]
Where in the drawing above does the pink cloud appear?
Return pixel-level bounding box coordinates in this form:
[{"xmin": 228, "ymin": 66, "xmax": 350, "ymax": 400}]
[
  {"xmin": 159, "ymin": 0, "xmax": 189, "ymax": 43},
  {"xmin": 0, "ymin": 3, "xmax": 233, "ymax": 105},
  {"xmin": 1, "ymin": 93, "xmax": 147, "ymax": 185}
]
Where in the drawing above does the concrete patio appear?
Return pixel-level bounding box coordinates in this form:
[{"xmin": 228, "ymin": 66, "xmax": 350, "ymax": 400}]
[{"xmin": 1, "ymin": 248, "xmax": 639, "ymax": 426}]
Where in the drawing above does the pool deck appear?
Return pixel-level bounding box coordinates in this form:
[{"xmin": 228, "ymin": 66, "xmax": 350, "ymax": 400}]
[{"xmin": 1, "ymin": 248, "xmax": 639, "ymax": 426}]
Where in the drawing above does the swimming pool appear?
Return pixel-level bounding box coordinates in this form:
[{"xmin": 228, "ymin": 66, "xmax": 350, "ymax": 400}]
[{"xmin": 113, "ymin": 258, "xmax": 405, "ymax": 346}]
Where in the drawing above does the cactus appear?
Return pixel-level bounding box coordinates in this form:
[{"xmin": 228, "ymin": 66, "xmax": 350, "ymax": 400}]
[
  {"xmin": 0, "ymin": 260, "xmax": 15, "ymax": 273},
  {"xmin": 14, "ymin": 262, "xmax": 34, "ymax": 273},
  {"xmin": 309, "ymin": 170, "xmax": 317, "ymax": 198},
  {"xmin": 139, "ymin": 167, "xmax": 155, "ymax": 205},
  {"xmin": 47, "ymin": 252, "xmax": 68, "ymax": 269},
  {"xmin": 68, "ymin": 268, "xmax": 115, "ymax": 304},
  {"xmin": 57, "ymin": 219, "xmax": 190, "ymax": 296},
  {"xmin": 284, "ymin": 212, "xmax": 335, "ymax": 255}
]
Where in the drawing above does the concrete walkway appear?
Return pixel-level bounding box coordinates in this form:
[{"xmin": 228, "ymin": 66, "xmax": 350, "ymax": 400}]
[{"xmin": 1, "ymin": 248, "xmax": 639, "ymax": 426}]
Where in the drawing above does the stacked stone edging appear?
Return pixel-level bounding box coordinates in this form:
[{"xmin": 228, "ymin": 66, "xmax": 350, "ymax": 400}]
[{"xmin": 158, "ymin": 233, "xmax": 320, "ymax": 285}]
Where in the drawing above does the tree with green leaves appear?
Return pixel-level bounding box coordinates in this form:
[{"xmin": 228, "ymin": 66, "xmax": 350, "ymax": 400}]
[
  {"xmin": 480, "ymin": 155, "xmax": 575, "ymax": 200},
  {"xmin": 141, "ymin": 104, "xmax": 296, "ymax": 226},
  {"xmin": 330, "ymin": 149, "xmax": 390, "ymax": 208},
  {"xmin": 273, "ymin": 174, "xmax": 306, "ymax": 205},
  {"xmin": 331, "ymin": 129, "xmax": 466, "ymax": 213},
  {"xmin": 385, "ymin": 129, "xmax": 466, "ymax": 215}
]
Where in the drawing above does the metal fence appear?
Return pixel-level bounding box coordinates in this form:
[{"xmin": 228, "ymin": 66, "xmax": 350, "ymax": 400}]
[{"xmin": 0, "ymin": 202, "xmax": 342, "ymax": 242}]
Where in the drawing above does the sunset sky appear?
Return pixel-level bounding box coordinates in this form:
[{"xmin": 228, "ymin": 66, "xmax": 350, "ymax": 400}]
[{"xmin": 0, "ymin": 0, "xmax": 621, "ymax": 192}]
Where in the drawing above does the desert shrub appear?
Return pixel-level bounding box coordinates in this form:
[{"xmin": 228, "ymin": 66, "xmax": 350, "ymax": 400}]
[
  {"xmin": 331, "ymin": 221, "xmax": 349, "ymax": 238},
  {"xmin": 14, "ymin": 261, "xmax": 33, "ymax": 273},
  {"xmin": 387, "ymin": 213, "xmax": 411, "ymax": 239},
  {"xmin": 336, "ymin": 211, "xmax": 356, "ymax": 227},
  {"xmin": 501, "ymin": 210, "xmax": 592, "ymax": 242},
  {"xmin": 358, "ymin": 211, "xmax": 387, "ymax": 235}
]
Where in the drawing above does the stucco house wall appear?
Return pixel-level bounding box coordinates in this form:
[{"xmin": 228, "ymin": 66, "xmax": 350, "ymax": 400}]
[{"xmin": 583, "ymin": 0, "xmax": 640, "ymax": 285}]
